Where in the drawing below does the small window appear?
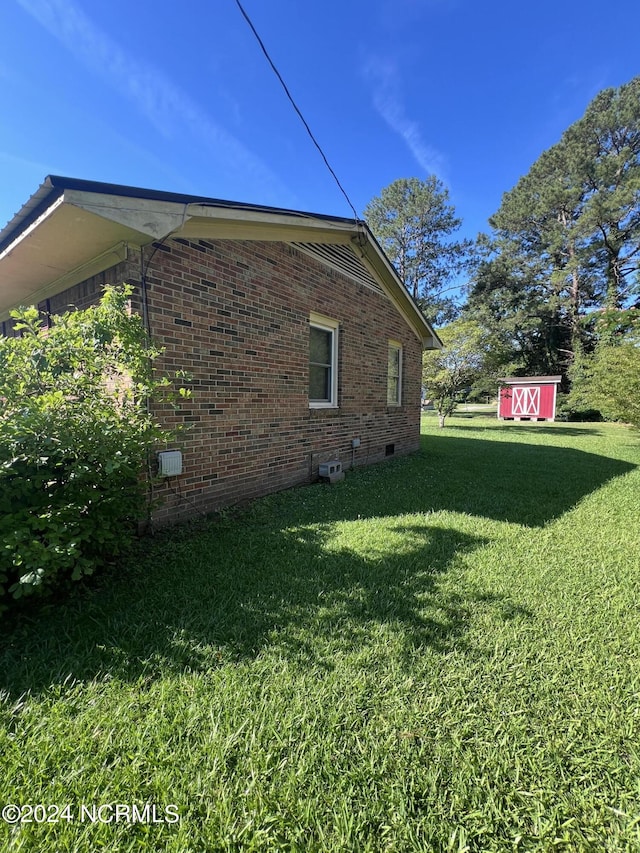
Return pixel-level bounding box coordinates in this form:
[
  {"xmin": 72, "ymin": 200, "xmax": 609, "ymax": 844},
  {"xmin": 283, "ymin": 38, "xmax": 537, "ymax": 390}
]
[
  {"xmin": 387, "ymin": 341, "xmax": 402, "ymax": 406},
  {"xmin": 309, "ymin": 313, "xmax": 339, "ymax": 408}
]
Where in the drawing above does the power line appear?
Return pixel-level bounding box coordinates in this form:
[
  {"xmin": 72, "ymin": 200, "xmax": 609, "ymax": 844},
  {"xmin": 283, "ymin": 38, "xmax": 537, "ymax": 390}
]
[{"xmin": 233, "ymin": 0, "xmax": 360, "ymax": 221}]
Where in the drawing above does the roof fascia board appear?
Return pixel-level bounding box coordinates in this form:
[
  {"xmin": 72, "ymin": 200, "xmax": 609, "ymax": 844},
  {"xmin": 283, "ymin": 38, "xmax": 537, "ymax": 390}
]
[
  {"xmin": 44, "ymin": 176, "xmax": 356, "ymax": 226},
  {"xmin": 183, "ymin": 202, "xmax": 357, "ymax": 233},
  {"xmin": 63, "ymin": 193, "xmax": 359, "ymax": 245},
  {"xmin": 0, "ymin": 194, "xmax": 65, "ymax": 262},
  {"xmin": 0, "ymin": 178, "xmax": 65, "ymax": 255},
  {"xmin": 177, "ymin": 216, "xmax": 355, "ymax": 245}
]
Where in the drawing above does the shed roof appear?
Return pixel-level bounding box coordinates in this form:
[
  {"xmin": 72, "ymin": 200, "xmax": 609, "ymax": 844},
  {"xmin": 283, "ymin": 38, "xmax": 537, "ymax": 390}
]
[
  {"xmin": 499, "ymin": 376, "xmax": 562, "ymax": 385},
  {"xmin": 0, "ymin": 176, "xmax": 441, "ymax": 348}
]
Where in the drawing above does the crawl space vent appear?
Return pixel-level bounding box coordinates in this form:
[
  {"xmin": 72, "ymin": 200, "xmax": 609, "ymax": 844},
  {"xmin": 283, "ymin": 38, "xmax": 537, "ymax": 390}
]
[
  {"xmin": 318, "ymin": 460, "xmax": 344, "ymax": 483},
  {"xmin": 158, "ymin": 450, "xmax": 183, "ymax": 477}
]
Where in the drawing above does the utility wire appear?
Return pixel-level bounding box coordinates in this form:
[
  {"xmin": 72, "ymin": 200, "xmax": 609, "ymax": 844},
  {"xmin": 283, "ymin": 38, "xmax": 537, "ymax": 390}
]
[{"xmin": 233, "ymin": 0, "xmax": 360, "ymax": 221}]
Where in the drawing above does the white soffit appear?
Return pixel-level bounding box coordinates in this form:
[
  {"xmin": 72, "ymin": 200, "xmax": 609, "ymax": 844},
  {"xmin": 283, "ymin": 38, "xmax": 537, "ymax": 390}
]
[{"xmin": 0, "ymin": 201, "xmax": 147, "ymax": 317}]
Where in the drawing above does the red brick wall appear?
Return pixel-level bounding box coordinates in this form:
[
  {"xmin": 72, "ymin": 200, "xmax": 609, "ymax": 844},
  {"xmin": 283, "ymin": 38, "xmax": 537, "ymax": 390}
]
[
  {"xmin": 22, "ymin": 238, "xmax": 424, "ymax": 523},
  {"xmin": 141, "ymin": 238, "xmax": 423, "ymax": 523},
  {"xmin": 47, "ymin": 264, "xmax": 137, "ymax": 314},
  {"xmin": 1, "ymin": 262, "xmax": 137, "ymax": 334}
]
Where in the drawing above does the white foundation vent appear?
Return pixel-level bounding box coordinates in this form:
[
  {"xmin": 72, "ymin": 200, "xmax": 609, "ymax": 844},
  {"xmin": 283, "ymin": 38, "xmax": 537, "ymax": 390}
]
[{"xmin": 158, "ymin": 450, "xmax": 183, "ymax": 477}]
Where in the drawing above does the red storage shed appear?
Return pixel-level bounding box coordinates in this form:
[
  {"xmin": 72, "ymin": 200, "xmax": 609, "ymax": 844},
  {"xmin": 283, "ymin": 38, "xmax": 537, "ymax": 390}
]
[{"xmin": 498, "ymin": 376, "xmax": 562, "ymax": 422}]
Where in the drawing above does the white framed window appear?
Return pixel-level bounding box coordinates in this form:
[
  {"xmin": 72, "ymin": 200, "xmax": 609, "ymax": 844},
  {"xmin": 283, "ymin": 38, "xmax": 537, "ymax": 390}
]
[
  {"xmin": 309, "ymin": 313, "xmax": 339, "ymax": 408},
  {"xmin": 387, "ymin": 340, "xmax": 402, "ymax": 406}
]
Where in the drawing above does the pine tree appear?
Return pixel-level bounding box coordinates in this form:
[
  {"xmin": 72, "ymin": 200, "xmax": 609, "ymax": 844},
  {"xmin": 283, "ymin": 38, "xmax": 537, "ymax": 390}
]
[{"xmin": 364, "ymin": 177, "xmax": 471, "ymax": 325}]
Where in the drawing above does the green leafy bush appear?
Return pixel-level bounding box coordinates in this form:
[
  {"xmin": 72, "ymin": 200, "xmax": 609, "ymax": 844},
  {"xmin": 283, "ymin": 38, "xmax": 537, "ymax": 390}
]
[
  {"xmin": 0, "ymin": 286, "xmax": 182, "ymax": 612},
  {"xmin": 568, "ymin": 310, "xmax": 640, "ymax": 428},
  {"xmin": 555, "ymin": 393, "xmax": 603, "ymax": 423}
]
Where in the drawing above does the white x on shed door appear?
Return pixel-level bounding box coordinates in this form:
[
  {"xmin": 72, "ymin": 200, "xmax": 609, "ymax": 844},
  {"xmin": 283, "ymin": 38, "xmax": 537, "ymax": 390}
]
[{"xmin": 512, "ymin": 387, "xmax": 540, "ymax": 417}]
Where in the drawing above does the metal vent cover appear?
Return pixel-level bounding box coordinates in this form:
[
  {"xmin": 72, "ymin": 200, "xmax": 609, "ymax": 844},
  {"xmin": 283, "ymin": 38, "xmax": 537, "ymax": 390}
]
[
  {"xmin": 292, "ymin": 243, "xmax": 384, "ymax": 295},
  {"xmin": 158, "ymin": 450, "xmax": 183, "ymax": 477}
]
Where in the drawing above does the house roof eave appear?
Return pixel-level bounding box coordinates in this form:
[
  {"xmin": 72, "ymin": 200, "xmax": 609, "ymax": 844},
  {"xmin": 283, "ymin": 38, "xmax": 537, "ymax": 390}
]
[{"xmin": 0, "ymin": 177, "xmax": 441, "ymax": 347}]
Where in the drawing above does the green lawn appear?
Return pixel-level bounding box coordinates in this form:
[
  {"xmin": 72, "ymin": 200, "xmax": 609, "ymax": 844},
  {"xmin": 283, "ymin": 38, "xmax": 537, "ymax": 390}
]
[{"xmin": 1, "ymin": 418, "xmax": 639, "ymax": 852}]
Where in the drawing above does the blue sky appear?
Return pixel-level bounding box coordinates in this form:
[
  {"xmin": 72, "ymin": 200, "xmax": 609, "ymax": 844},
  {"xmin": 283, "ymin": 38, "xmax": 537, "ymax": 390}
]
[{"xmin": 2, "ymin": 0, "xmax": 640, "ymax": 244}]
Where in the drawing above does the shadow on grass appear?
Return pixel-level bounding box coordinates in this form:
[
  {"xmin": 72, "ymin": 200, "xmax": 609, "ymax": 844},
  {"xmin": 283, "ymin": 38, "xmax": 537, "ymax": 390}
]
[
  {"xmin": 0, "ymin": 517, "xmax": 529, "ymax": 696},
  {"xmin": 309, "ymin": 432, "xmax": 635, "ymax": 528},
  {"xmin": 0, "ymin": 430, "xmax": 632, "ymax": 695},
  {"xmin": 453, "ymin": 433, "xmax": 634, "ymax": 521}
]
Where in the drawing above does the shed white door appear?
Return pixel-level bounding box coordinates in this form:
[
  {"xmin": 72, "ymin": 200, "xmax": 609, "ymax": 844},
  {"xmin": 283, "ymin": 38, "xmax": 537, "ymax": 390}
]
[{"xmin": 512, "ymin": 387, "xmax": 540, "ymax": 417}]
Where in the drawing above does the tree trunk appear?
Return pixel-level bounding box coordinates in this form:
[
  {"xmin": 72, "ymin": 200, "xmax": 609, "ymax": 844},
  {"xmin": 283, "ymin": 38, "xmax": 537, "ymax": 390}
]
[{"xmin": 438, "ymin": 414, "xmax": 446, "ymax": 428}]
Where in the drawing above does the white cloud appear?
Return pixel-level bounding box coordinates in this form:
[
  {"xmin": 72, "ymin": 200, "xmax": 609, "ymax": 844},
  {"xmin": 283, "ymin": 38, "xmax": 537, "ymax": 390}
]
[
  {"xmin": 362, "ymin": 55, "xmax": 447, "ymax": 181},
  {"xmin": 16, "ymin": 0, "xmax": 290, "ymax": 200}
]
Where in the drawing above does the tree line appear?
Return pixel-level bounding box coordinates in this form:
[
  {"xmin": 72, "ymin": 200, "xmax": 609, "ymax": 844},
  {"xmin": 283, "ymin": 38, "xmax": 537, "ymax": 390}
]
[{"xmin": 365, "ymin": 75, "xmax": 640, "ymax": 426}]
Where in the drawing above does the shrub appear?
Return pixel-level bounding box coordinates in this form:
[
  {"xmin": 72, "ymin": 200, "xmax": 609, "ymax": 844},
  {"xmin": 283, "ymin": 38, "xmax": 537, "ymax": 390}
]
[
  {"xmin": 555, "ymin": 393, "xmax": 603, "ymax": 423},
  {"xmin": 568, "ymin": 311, "xmax": 640, "ymax": 428},
  {"xmin": 0, "ymin": 286, "xmax": 184, "ymax": 612}
]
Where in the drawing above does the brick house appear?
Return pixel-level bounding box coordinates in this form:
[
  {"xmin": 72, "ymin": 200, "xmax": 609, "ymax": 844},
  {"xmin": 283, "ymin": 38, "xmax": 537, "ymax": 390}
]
[{"xmin": 0, "ymin": 176, "xmax": 440, "ymax": 522}]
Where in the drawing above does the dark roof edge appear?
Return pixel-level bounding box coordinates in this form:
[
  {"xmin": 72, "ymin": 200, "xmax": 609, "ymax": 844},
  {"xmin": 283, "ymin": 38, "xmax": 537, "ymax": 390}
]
[
  {"xmin": 0, "ymin": 175, "xmax": 360, "ymax": 256},
  {"xmin": 44, "ymin": 175, "xmax": 359, "ymax": 226},
  {"xmin": 499, "ymin": 375, "xmax": 562, "ymax": 384},
  {"xmin": 0, "ymin": 176, "xmax": 64, "ymax": 255}
]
